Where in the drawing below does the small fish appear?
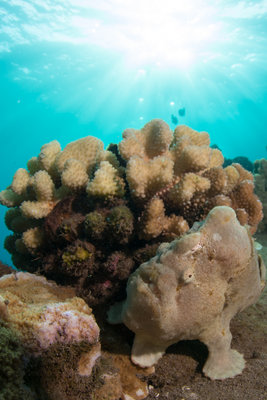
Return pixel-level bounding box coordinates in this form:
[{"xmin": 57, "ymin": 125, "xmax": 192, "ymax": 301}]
[
  {"xmin": 171, "ymin": 114, "xmax": 178, "ymax": 125},
  {"xmin": 178, "ymin": 107, "xmax": 185, "ymax": 117},
  {"xmin": 211, "ymin": 144, "xmax": 221, "ymax": 150}
]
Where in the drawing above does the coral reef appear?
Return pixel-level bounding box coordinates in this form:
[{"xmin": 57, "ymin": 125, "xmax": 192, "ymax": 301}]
[
  {"xmin": 0, "ymin": 120, "xmax": 266, "ymax": 397},
  {"xmin": 108, "ymin": 206, "xmax": 266, "ymax": 380},
  {"xmin": 254, "ymin": 158, "xmax": 267, "ymax": 232},
  {"xmin": 0, "ymin": 120, "xmax": 263, "ymax": 307}
]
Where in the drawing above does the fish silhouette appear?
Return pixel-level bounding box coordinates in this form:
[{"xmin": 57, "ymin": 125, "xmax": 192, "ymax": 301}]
[
  {"xmin": 178, "ymin": 107, "xmax": 185, "ymax": 117},
  {"xmin": 171, "ymin": 114, "xmax": 178, "ymax": 125}
]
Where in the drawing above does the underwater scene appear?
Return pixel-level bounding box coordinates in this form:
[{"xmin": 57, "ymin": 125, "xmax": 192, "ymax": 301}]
[{"xmin": 0, "ymin": 1, "xmax": 266, "ymax": 399}]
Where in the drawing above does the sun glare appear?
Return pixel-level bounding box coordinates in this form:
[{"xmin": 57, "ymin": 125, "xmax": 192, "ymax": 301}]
[
  {"xmin": 73, "ymin": 0, "xmax": 222, "ymax": 69},
  {"xmin": 67, "ymin": 0, "xmax": 223, "ymax": 69}
]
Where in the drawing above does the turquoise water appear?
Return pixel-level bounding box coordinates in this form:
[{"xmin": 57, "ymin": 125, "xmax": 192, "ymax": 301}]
[{"xmin": 0, "ymin": 0, "xmax": 267, "ymax": 265}]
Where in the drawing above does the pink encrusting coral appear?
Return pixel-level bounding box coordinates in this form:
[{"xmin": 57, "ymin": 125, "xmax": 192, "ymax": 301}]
[{"xmin": 37, "ymin": 303, "xmax": 100, "ymax": 349}]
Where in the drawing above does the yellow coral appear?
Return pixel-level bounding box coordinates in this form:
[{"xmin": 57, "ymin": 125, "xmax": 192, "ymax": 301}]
[
  {"xmin": 38, "ymin": 140, "xmax": 61, "ymax": 174},
  {"xmin": 33, "ymin": 170, "xmax": 55, "ymax": 201},
  {"xmin": 0, "ymin": 119, "xmax": 263, "ymax": 261},
  {"xmin": 230, "ymin": 179, "xmax": 263, "ymax": 233},
  {"xmin": 177, "ymin": 145, "xmax": 212, "ymax": 173},
  {"xmin": 207, "ymin": 194, "xmax": 232, "ymax": 209},
  {"xmin": 209, "ymin": 148, "xmax": 224, "ymax": 168},
  {"xmin": 224, "ymin": 165, "xmax": 240, "ymax": 192},
  {"xmin": 61, "ymin": 159, "xmax": 89, "ymax": 190},
  {"xmin": 203, "ymin": 167, "xmax": 227, "ymax": 196},
  {"xmin": 86, "ymin": 161, "xmax": 125, "ymax": 197},
  {"xmin": 22, "ymin": 226, "xmax": 45, "ymax": 252},
  {"xmin": 139, "ymin": 197, "xmax": 189, "ymax": 240},
  {"xmin": 141, "ymin": 119, "xmax": 173, "ymax": 159},
  {"xmin": 233, "ymin": 163, "xmax": 253, "ymax": 182},
  {"xmin": 56, "ymin": 136, "xmax": 104, "ymax": 174},
  {"xmin": 20, "ymin": 200, "xmax": 54, "ymax": 219},
  {"xmin": 173, "ymin": 125, "xmax": 210, "ymax": 147},
  {"xmin": 0, "ymin": 188, "xmax": 25, "ymax": 207},
  {"xmin": 140, "ymin": 197, "xmax": 166, "ymax": 239},
  {"xmin": 235, "ymin": 208, "xmax": 249, "ymax": 226},
  {"xmin": 126, "ymin": 156, "xmax": 174, "ymax": 199},
  {"xmin": 167, "ymin": 173, "xmax": 210, "ymax": 205},
  {"xmin": 11, "ymin": 168, "xmax": 30, "ymax": 195},
  {"xmin": 170, "ymin": 126, "xmax": 223, "ymax": 176},
  {"xmin": 119, "ymin": 119, "xmax": 172, "ymax": 161},
  {"xmin": 119, "ymin": 128, "xmax": 145, "ymax": 160},
  {"xmin": 164, "ymin": 214, "xmax": 189, "ymax": 237},
  {"xmin": 100, "ymin": 150, "xmax": 122, "ymax": 172},
  {"xmin": 27, "ymin": 156, "xmax": 42, "ymax": 175}
]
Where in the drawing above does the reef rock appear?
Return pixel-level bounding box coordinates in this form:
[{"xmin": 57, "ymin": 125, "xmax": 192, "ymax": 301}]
[
  {"xmin": 0, "ymin": 272, "xmax": 100, "ymax": 362},
  {"xmin": 108, "ymin": 206, "xmax": 266, "ymax": 380}
]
